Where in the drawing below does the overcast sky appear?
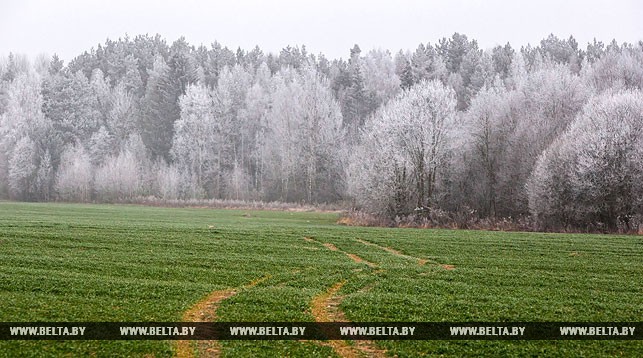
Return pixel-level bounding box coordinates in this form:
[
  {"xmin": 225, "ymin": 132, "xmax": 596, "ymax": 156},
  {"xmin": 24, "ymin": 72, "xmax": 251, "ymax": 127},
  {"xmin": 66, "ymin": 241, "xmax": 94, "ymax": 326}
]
[{"xmin": 1, "ymin": 0, "xmax": 641, "ymax": 62}]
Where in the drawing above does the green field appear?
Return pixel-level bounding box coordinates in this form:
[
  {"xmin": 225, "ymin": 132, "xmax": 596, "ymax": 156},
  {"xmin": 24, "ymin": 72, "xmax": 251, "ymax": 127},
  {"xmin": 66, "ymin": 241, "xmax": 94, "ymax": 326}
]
[{"xmin": 0, "ymin": 202, "xmax": 641, "ymax": 357}]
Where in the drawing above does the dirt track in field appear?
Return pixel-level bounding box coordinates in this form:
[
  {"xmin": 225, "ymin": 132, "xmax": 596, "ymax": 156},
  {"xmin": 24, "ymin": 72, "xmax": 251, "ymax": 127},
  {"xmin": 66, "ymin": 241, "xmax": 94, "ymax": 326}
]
[
  {"xmin": 355, "ymin": 238, "xmax": 454, "ymax": 270},
  {"xmin": 306, "ymin": 237, "xmax": 378, "ymax": 268},
  {"xmin": 310, "ymin": 281, "xmax": 387, "ymax": 358},
  {"xmin": 175, "ymin": 276, "xmax": 270, "ymax": 358}
]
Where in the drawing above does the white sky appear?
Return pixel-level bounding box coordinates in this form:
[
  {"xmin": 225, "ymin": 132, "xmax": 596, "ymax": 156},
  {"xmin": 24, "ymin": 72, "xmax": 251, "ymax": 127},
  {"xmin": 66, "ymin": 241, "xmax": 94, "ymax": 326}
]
[{"xmin": 1, "ymin": 0, "xmax": 641, "ymax": 62}]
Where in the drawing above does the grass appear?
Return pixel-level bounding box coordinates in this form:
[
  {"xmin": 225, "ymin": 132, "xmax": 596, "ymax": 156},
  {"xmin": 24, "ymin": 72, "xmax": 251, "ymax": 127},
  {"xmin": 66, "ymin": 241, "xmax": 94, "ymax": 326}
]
[{"xmin": 0, "ymin": 201, "xmax": 641, "ymax": 357}]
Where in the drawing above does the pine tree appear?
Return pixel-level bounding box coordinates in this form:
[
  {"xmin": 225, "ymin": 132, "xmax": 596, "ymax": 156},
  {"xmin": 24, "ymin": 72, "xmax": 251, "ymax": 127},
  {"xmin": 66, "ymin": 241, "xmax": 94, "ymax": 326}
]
[
  {"xmin": 139, "ymin": 56, "xmax": 173, "ymax": 160},
  {"xmin": 398, "ymin": 55, "xmax": 414, "ymax": 90},
  {"xmin": 42, "ymin": 71, "xmax": 101, "ymax": 144}
]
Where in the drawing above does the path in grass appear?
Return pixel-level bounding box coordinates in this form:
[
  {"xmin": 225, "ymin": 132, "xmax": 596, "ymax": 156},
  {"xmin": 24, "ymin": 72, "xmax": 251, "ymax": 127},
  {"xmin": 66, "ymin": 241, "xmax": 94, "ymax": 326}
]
[
  {"xmin": 311, "ymin": 281, "xmax": 386, "ymax": 358},
  {"xmin": 175, "ymin": 276, "xmax": 271, "ymax": 358},
  {"xmin": 305, "ymin": 237, "xmax": 387, "ymax": 357},
  {"xmin": 306, "ymin": 237, "xmax": 377, "ymax": 268},
  {"xmin": 354, "ymin": 237, "xmax": 456, "ymax": 269}
]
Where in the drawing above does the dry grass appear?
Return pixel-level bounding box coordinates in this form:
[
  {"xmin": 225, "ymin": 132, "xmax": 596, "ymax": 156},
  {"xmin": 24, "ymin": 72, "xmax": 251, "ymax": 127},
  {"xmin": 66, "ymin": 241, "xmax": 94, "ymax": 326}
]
[{"xmin": 340, "ymin": 210, "xmax": 643, "ymax": 235}]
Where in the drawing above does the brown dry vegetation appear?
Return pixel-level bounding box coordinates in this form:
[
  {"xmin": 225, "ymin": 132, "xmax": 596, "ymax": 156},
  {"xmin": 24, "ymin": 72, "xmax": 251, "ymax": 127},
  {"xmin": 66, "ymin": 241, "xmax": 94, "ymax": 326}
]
[{"xmin": 338, "ymin": 210, "xmax": 643, "ymax": 235}]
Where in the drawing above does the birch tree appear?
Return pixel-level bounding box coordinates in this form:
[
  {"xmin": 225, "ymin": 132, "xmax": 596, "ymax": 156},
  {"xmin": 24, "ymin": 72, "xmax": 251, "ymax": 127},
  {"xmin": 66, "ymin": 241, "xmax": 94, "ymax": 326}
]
[
  {"xmin": 8, "ymin": 136, "xmax": 38, "ymax": 200},
  {"xmin": 171, "ymin": 83, "xmax": 217, "ymax": 198},
  {"xmin": 264, "ymin": 65, "xmax": 344, "ymax": 203},
  {"xmin": 55, "ymin": 144, "xmax": 93, "ymax": 202},
  {"xmin": 461, "ymin": 82, "xmax": 512, "ymax": 217},
  {"xmin": 94, "ymin": 147, "xmax": 141, "ymax": 201},
  {"xmin": 238, "ymin": 79, "xmax": 270, "ymax": 198},
  {"xmin": 1, "ymin": 71, "xmax": 50, "ymax": 200}
]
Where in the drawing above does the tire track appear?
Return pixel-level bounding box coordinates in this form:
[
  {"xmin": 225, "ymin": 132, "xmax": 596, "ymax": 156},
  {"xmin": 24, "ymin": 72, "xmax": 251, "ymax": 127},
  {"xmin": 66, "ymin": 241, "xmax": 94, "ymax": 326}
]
[
  {"xmin": 305, "ymin": 237, "xmax": 377, "ymax": 268},
  {"xmin": 355, "ymin": 238, "xmax": 454, "ymax": 270},
  {"xmin": 175, "ymin": 275, "xmax": 271, "ymax": 358},
  {"xmin": 311, "ymin": 281, "xmax": 387, "ymax": 358}
]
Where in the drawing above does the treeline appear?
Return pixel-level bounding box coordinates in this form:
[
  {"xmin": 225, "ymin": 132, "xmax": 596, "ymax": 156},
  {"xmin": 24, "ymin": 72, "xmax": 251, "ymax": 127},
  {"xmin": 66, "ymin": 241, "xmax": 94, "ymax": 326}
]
[{"xmin": 1, "ymin": 34, "xmax": 642, "ymax": 231}]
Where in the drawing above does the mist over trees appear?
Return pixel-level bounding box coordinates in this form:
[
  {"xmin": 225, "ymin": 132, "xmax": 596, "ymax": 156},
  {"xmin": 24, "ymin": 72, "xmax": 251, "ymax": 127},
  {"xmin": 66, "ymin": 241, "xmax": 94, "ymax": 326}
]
[{"xmin": 1, "ymin": 34, "xmax": 643, "ymax": 231}]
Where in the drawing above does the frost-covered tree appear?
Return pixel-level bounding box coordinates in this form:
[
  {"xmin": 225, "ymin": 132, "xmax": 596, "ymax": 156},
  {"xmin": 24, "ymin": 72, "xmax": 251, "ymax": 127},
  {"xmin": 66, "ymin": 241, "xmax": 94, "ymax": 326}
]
[
  {"xmin": 528, "ymin": 90, "xmax": 643, "ymax": 230},
  {"xmin": 0, "ymin": 72, "xmax": 47, "ymax": 145},
  {"xmin": 94, "ymin": 148, "xmax": 141, "ymax": 201},
  {"xmin": 48, "ymin": 54, "xmax": 64, "ymax": 76},
  {"xmin": 394, "ymin": 50, "xmax": 415, "ymax": 90},
  {"xmin": 171, "ymin": 83, "xmax": 217, "ymax": 198},
  {"xmin": 438, "ymin": 33, "xmax": 477, "ymax": 74},
  {"xmin": 491, "ymin": 43, "xmax": 514, "ymax": 79},
  {"xmin": 35, "ymin": 149, "xmax": 53, "ymax": 201},
  {"xmin": 582, "ymin": 46, "xmax": 643, "ymax": 92},
  {"xmin": 361, "ymin": 49, "xmax": 401, "ymax": 110},
  {"xmin": 264, "ymin": 68, "xmax": 300, "ymax": 200},
  {"xmin": 8, "ymin": 136, "xmax": 37, "ymax": 200},
  {"xmin": 88, "ymin": 126, "xmax": 115, "ymax": 166},
  {"xmin": 501, "ymin": 60, "xmax": 590, "ymax": 215},
  {"xmin": 460, "ymin": 50, "xmax": 494, "ymax": 108},
  {"xmin": 90, "ymin": 68, "xmax": 112, "ymax": 123},
  {"xmin": 171, "ymin": 65, "xmax": 255, "ymax": 200},
  {"xmin": 55, "ymin": 144, "xmax": 93, "ymax": 202},
  {"xmin": 238, "ymin": 79, "xmax": 271, "ymax": 198},
  {"xmin": 296, "ymin": 65, "xmax": 346, "ymax": 203},
  {"xmin": 0, "ymin": 71, "xmax": 49, "ymax": 199},
  {"xmin": 507, "ymin": 51, "xmax": 528, "ymax": 89},
  {"xmin": 108, "ymin": 82, "xmax": 138, "ymax": 146},
  {"xmin": 42, "ymin": 70, "xmax": 102, "ymax": 143},
  {"xmin": 0, "ymin": 53, "xmax": 30, "ymax": 82},
  {"xmin": 349, "ymin": 80, "xmax": 457, "ymax": 216},
  {"xmin": 526, "ymin": 138, "xmax": 576, "ymax": 230},
  {"xmin": 538, "ymin": 34, "xmax": 582, "ymax": 72},
  {"xmin": 119, "ymin": 55, "xmax": 144, "ymax": 96},
  {"xmin": 156, "ymin": 161, "xmax": 180, "ymax": 200},
  {"xmin": 460, "ymin": 83, "xmax": 513, "ymax": 217},
  {"xmin": 214, "ymin": 64, "xmax": 252, "ymax": 176},
  {"xmin": 139, "ymin": 56, "xmax": 173, "ymax": 160},
  {"xmin": 347, "ymin": 124, "xmax": 408, "ymax": 217},
  {"xmin": 264, "ymin": 65, "xmax": 345, "ymax": 203}
]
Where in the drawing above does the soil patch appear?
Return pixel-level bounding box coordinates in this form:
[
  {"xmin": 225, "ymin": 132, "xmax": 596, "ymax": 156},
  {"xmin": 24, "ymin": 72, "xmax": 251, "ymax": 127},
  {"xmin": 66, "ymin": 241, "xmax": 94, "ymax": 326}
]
[
  {"xmin": 345, "ymin": 253, "xmax": 377, "ymax": 268},
  {"xmin": 323, "ymin": 243, "xmax": 339, "ymax": 251},
  {"xmin": 356, "ymin": 238, "xmax": 439, "ymax": 267}
]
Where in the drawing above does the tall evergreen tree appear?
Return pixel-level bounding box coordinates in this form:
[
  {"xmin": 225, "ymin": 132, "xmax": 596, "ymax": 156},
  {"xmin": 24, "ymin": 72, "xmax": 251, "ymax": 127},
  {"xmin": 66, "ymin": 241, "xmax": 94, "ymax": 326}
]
[{"xmin": 139, "ymin": 56, "xmax": 173, "ymax": 160}]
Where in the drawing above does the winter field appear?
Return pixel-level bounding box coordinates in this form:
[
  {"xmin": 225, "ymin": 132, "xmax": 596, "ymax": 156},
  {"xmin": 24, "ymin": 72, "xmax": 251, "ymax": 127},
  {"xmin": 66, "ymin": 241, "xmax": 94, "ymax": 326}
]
[{"xmin": 0, "ymin": 201, "xmax": 641, "ymax": 357}]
